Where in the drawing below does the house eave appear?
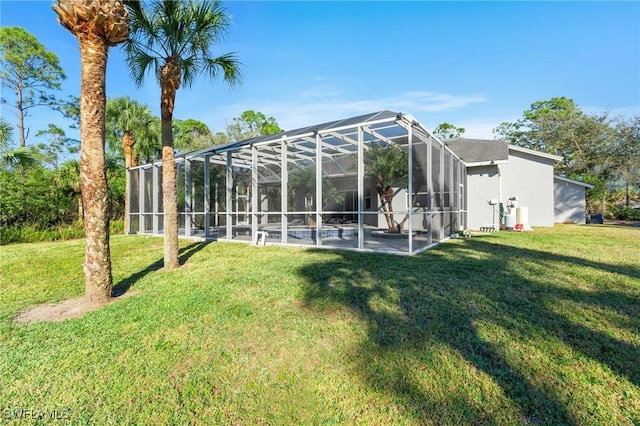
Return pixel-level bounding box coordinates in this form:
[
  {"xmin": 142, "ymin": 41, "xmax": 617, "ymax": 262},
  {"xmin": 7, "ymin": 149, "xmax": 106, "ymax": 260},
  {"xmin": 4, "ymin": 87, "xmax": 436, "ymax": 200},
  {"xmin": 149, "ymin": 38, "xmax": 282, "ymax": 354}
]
[
  {"xmin": 554, "ymin": 175, "xmax": 594, "ymax": 189},
  {"xmin": 509, "ymin": 145, "xmax": 563, "ymax": 162},
  {"xmin": 464, "ymin": 160, "xmax": 509, "ymax": 167}
]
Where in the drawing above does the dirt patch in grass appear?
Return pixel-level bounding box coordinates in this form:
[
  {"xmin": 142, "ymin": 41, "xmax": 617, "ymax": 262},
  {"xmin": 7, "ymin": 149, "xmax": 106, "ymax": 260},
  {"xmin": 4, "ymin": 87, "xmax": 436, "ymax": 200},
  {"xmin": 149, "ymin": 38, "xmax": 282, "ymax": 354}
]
[{"xmin": 13, "ymin": 292, "xmax": 137, "ymax": 324}]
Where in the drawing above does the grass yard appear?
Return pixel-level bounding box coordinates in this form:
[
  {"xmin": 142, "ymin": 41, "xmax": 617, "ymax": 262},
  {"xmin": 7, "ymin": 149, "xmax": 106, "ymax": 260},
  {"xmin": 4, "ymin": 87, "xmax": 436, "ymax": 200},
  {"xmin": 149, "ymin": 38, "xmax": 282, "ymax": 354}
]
[{"xmin": 0, "ymin": 225, "xmax": 639, "ymax": 425}]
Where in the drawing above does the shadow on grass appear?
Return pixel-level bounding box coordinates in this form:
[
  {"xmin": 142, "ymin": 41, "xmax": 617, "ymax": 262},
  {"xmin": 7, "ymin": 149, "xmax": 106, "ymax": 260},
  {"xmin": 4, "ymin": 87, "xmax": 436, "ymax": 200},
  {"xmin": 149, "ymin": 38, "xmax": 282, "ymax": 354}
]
[
  {"xmin": 112, "ymin": 241, "xmax": 212, "ymax": 297},
  {"xmin": 297, "ymin": 237, "xmax": 640, "ymax": 424},
  {"xmin": 598, "ymin": 221, "xmax": 640, "ymax": 229}
]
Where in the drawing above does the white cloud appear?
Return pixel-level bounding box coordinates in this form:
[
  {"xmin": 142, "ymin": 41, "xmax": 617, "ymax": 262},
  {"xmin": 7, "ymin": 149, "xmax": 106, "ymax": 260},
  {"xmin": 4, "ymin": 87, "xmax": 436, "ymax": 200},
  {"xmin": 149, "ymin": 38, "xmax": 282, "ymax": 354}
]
[
  {"xmin": 454, "ymin": 118, "xmax": 503, "ymax": 140},
  {"xmin": 404, "ymin": 91, "xmax": 488, "ymax": 112},
  {"xmin": 203, "ymin": 90, "xmax": 488, "ymax": 132}
]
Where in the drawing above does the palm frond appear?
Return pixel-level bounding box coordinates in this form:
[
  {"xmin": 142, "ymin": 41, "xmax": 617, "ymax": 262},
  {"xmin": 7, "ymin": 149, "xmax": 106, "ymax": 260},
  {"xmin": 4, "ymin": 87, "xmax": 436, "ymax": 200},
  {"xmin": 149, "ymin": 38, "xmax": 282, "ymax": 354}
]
[
  {"xmin": 105, "ymin": 96, "xmax": 155, "ymax": 154},
  {"xmin": 0, "ymin": 118, "xmax": 13, "ymax": 149},
  {"xmin": 124, "ymin": 42, "xmax": 160, "ymax": 87},
  {"xmin": 180, "ymin": 56, "xmax": 199, "ymax": 88},
  {"xmin": 123, "ymin": 0, "xmax": 242, "ymax": 90},
  {"xmin": 204, "ymin": 53, "xmax": 242, "ymax": 88},
  {"xmin": 1, "ymin": 146, "xmax": 38, "ymax": 171},
  {"xmin": 364, "ymin": 145, "xmax": 409, "ymax": 191},
  {"xmin": 135, "ymin": 116, "xmax": 162, "ymax": 163}
]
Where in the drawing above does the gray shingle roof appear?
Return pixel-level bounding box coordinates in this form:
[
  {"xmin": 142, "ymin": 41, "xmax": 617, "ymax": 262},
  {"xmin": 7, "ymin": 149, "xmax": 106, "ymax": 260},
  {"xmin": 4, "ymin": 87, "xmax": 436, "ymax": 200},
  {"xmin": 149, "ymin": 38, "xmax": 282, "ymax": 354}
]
[{"xmin": 445, "ymin": 138, "xmax": 508, "ymax": 165}]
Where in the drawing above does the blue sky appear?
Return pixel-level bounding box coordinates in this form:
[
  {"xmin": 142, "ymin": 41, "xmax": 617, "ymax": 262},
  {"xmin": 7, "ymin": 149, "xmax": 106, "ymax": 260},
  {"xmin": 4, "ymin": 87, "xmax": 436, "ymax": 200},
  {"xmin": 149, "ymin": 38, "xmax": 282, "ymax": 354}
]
[{"xmin": 1, "ymin": 1, "xmax": 639, "ymax": 145}]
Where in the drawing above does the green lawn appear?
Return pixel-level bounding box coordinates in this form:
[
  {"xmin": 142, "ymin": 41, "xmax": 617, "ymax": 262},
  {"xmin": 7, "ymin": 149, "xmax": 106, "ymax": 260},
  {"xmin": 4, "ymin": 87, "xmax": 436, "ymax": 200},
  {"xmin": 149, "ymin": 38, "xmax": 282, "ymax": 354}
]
[{"xmin": 1, "ymin": 225, "xmax": 638, "ymax": 425}]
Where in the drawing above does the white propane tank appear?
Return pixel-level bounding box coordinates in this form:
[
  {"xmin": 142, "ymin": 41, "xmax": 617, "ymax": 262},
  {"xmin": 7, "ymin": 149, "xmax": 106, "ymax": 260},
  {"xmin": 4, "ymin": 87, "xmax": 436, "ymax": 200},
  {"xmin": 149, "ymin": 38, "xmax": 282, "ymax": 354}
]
[
  {"xmin": 505, "ymin": 214, "xmax": 516, "ymax": 230},
  {"xmin": 516, "ymin": 207, "xmax": 532, "ymax": 231}
]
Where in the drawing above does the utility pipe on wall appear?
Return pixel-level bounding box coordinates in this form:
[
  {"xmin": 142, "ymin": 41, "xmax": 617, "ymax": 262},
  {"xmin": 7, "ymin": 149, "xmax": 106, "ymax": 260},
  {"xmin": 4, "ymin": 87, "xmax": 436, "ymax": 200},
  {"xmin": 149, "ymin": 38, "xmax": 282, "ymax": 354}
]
[{"xmin": 497, "ymin": 164, "xmax": 502, "ymax": 230}]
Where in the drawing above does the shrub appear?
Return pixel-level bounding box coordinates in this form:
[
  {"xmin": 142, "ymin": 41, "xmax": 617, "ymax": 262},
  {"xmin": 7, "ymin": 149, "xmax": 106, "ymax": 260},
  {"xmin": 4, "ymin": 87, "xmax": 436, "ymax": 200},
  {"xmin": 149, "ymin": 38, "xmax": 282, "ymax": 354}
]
[
  {"xmin": 0, "ymin": 220, "xmax": 124, "ymax": 245},
  {"xmin": 609, "ymin": 205, "xmax": 640, "ymax": 221}
]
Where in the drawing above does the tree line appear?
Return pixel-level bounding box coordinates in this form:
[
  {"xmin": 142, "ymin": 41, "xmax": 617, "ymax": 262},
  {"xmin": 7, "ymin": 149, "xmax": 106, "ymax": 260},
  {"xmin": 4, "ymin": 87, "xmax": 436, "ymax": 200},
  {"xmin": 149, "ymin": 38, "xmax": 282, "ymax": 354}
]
[
  {"xmin": 493, "ymin": 97, "xmax": 639, "ymax": 216},
  {"xmin": 1, "ymin": 24, "xmax": 281, "ymax": 239},
  {"xmin": 0, "ymin": 1, "xmax": 286, "ymax": 305},
  {"xmin": 432, "ymin": 100, "xmax": 639, "ymax": 218}
]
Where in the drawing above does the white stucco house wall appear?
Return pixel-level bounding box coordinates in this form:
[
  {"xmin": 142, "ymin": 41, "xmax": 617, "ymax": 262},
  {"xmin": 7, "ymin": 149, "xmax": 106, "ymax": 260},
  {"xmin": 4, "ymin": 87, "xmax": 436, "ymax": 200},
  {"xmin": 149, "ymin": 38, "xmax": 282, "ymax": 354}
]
[
  {"xmin": 554, "ymin": 176, "xmax": 594, "ymax": 223},
  {"xmin": 446, "ymin": 139, "xmax": 590, "ymax": 230}
]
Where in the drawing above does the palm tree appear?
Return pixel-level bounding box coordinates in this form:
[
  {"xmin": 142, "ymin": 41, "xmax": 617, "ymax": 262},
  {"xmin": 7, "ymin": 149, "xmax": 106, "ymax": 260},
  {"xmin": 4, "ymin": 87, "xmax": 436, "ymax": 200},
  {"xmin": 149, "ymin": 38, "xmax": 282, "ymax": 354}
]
[
  {"xmin": 124, "ymin": 0, "xmax": 241, "ymax": 270},
  {"xmin": 106, "ymin": 97, "xmax": 155, "ymax": 168},
  {"xmin": 52, "ymin": 0, "xmax": 129, "ymax": 303},
  {"xmin": 106, "ymin": 96, "xmax": 159, "ymax": 233},
  {"xmin": 135, "ymin": 116, "xmax": 162, "ymax": 164},
  {"xmin": 0, "ymin": 118, "xmax": 39, "ymax": 172},
  {"xmin": 364, "ymin": 144, "xmax": 409, "ymax": 233}
]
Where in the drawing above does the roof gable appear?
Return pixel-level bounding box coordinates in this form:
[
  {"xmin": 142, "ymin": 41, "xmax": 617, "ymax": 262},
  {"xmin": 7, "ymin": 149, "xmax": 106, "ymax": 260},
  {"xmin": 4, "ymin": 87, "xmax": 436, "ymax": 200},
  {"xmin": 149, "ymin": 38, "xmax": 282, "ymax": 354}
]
[
  {"xmin": 445, "ymin": 138, "xmax": 509, "ymax": 165},
  {"xmin": 446, "ymin": 138, "xmax": 563, "ymax": 166}
]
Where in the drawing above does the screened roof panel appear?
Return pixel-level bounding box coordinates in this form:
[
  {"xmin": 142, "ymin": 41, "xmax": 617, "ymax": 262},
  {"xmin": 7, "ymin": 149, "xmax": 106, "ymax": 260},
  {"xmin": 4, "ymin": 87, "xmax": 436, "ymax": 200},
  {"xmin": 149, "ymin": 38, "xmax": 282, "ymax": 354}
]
[
  {"xmin": 179, "ymin": 110, "xmax": 401, "ymax": 160},
  {"xmin": 281, "ymin": 125, "xmax": 317, "ymax": 139},
  {"xmin": 321, "ymin": 110, "xmax": 396, "ymax": 131},
  {"xmin": 136, "ymin": 110, "xmax": 464, "ymax": 170}
]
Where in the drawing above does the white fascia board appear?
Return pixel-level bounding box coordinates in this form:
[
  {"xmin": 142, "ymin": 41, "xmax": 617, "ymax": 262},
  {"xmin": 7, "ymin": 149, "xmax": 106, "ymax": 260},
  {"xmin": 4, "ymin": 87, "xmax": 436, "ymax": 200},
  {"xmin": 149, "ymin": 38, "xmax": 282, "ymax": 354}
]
[
  {"xmin": 509, "ymin": 145, "xmax": 563, "ymax": 162},
  {"xmin": 554, "ymin": 175, "xmax": 594, "ymax": 189},
  {"xmin": 464, "ymin": 160, "xmax": 509, "ymax": 167}
]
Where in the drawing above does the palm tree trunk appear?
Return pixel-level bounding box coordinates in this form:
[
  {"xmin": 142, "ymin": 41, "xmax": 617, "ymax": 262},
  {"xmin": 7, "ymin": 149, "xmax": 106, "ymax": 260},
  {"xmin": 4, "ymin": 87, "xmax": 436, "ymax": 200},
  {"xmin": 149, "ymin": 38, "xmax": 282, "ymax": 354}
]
[
  {"xmin": 122, "ymin": 132, "xmax": 135, "ymax": 234},
  {"xmin": 160, "ymin": 61, "xmax": 181, "ymax": 270},
  {"xmin": 378, "ymin": 190, "xmax": 396, "ymax": 231},
  {"xmin": 77, "ymin": 195, "xmax": 84, "ymax": 222},
  {"xmin": 79, "ymin": 35, "xmax": 112, "ymax": 303},
  {"xmin": 122, "ymin": 132, "xmax": 136, "ymax": 168}
]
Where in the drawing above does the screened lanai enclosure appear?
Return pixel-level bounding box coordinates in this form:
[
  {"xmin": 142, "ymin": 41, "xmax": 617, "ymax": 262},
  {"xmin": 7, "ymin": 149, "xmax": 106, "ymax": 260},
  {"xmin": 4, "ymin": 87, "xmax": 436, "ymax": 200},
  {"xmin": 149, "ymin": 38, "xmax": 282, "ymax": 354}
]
[{"xmin": 127, "ymin": 111, "xmax": 467, "ymax": 255}]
